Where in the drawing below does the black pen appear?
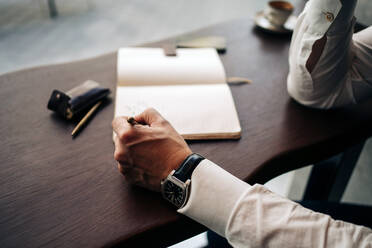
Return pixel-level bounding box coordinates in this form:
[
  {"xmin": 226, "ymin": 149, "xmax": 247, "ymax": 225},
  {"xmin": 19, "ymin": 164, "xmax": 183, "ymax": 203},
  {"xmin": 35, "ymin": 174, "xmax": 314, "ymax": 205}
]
[{"xmin": 127, "ymin": 117, "xmax": 139, "ymax": 125}]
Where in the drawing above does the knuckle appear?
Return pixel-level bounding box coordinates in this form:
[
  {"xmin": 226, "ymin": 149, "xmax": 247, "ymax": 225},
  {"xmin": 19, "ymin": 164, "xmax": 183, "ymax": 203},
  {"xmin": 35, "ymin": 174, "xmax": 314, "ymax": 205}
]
[
  {"xmin": 159, "ymin": 119, "xmax": 169, "ymax": 126},
  {"xmin": 146, "ymin": 107, "xmax": 158, "ymax": 116},
  {"xmin": 112, "ymin": 116, "xmax": 122, "ymax": 127},
  {"xmin": 113, "ymin": 151, "xmax": 123, "ymax": 161},
  {"xmin": 118, "ymin": 130, "xmax": 133, "ymax": 143},
  {"xmin": 113, "ymin": 116, "xmax": 128, "ymax": 127},
  {"xmin": 117, "ymin": 163, "xmax": 123, "ymax": 173},
  {"xmin": 146, "ymin": 107, "xmax": 156, "ymax": 112},
  {"xmin": 119, "ymin": 164, "xmax": 132, "ymax": 175}
]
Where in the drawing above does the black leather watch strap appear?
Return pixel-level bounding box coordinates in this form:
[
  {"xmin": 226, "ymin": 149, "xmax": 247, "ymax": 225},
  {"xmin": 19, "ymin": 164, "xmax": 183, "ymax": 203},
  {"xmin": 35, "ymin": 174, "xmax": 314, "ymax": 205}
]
[{"xmin": 173, "ymin": 153, "xmax": 204, "ymax": 182}]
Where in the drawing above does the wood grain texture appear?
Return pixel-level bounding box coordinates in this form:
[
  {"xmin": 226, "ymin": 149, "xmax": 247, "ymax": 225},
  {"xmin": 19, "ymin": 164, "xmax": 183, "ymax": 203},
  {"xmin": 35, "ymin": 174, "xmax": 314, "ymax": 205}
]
[{"xmin": 1, "ymin": 19, "xmax": 372, "ymax": 247}]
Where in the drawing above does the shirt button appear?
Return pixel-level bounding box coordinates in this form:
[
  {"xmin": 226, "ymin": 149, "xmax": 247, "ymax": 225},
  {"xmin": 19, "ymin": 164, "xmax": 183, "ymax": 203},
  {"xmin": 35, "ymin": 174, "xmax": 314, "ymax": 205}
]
[{"xmin": 325, "ymin": 12, "xmax": 334, "ymax": 22}]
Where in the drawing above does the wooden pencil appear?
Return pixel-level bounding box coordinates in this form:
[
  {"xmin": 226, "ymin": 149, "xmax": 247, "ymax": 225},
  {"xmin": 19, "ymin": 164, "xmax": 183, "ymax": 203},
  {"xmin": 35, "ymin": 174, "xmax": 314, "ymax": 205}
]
[{"xmin": 71, "ymin": 101, "xmax": 102, "ymax": 137}]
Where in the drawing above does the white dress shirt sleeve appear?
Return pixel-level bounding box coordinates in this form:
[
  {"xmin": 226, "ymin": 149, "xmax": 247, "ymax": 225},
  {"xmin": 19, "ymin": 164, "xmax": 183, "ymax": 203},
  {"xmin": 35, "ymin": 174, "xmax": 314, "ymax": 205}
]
[
  {"xmin": 287, "ymin": 0, "xmax": 372, "ymax": 109},
  {"xmin": 178, "ymin": 159, "xmax": 372, "ymax": 247}
]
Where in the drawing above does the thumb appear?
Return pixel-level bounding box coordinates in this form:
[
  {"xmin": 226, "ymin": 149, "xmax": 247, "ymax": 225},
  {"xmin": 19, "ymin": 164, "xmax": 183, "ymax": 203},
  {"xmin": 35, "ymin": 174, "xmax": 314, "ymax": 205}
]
[{"xmin": 134, "ymin": 108, "xmax": 165, "ymax": 126}]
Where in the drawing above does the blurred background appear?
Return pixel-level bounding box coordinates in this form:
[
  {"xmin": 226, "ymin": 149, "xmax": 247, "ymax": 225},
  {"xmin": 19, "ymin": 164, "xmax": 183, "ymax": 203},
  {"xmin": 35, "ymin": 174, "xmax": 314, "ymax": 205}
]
[
  {"xmin": 1, "ymin": 1, "xmax": 371, "ymax": 247},
  {"xmin": 1, "ymin": 0, "xmax": 371, "ymax": 75}
]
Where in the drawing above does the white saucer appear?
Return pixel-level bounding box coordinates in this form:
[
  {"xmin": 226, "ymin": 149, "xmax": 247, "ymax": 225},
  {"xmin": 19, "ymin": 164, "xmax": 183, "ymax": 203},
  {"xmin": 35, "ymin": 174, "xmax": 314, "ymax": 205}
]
[{"xmin": 254, "ymin": 11, "xmax": 297, "ymax": 34}]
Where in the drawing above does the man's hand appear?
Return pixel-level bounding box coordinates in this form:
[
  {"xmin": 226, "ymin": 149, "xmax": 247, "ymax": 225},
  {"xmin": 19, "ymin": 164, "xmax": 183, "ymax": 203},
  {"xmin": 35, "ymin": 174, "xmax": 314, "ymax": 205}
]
[{"xmin": 112, "ymin": 108, "xmax": 192, "ymax": 192}]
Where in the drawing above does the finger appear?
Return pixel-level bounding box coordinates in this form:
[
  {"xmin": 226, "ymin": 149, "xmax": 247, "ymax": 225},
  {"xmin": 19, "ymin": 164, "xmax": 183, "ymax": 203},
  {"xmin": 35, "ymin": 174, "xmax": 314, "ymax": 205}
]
[
  {"xmin": 143, "ymin": 173, "xmax": 162, "ymax": 192},
  {"xmin": 112, "ymin": 116, "xmax": 131, "ymax": 135},
  {"xmin": 114, "ymin": 145, "xmax": 133, "ymax": 165},
  {"xmin": 134, "ymin": 108, "xmax": 165, "ymax": 126},
  {"xmin": 123, "ymin": 167, "xmax": 145, "ymax": 186},
  {"xmin": 120, "ymin": 167, "xmax": 161, "ymax": 192},
  {"xmin": 113, "ymin": 116, "xmax": 144, "ymax": 144},
  {"xmin": 117, "ymin": 163, "xmax": 133, "ymax": 174},
  {"xmin": 113, "ymin": 134, "xmax": 128, "ymax": 162},
  {"xmin": 118, "ymin": 163, "xmax": 124, "ymax": 174}
]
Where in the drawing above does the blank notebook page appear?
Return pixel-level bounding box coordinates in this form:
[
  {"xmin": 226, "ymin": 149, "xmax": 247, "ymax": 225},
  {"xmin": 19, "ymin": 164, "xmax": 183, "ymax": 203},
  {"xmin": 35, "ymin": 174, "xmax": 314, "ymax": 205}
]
[{"xmin": 115, "ymin": 47, "xmax": 241, "ymax": 140}]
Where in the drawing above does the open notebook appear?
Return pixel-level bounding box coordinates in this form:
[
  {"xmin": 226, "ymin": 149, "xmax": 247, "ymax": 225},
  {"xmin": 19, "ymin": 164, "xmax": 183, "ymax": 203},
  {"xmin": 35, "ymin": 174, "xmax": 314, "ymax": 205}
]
[{"xmin": 115, "ymin": 47, "xmax": 241, "ymax": 140}]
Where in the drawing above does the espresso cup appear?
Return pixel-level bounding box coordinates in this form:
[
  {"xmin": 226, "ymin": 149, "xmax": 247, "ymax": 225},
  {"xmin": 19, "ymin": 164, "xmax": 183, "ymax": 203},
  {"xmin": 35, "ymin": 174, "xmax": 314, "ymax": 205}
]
[{"xmin": 263, "ymin": 1, "xmax": 294, "ymax": 27}]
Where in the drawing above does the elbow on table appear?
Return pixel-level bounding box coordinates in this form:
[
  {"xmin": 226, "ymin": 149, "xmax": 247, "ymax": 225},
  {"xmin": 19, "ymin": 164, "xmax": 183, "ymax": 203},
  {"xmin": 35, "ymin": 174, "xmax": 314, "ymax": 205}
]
[{"xmin": 286, "ymin": 72, "xmax": 338, "ymax": 110}]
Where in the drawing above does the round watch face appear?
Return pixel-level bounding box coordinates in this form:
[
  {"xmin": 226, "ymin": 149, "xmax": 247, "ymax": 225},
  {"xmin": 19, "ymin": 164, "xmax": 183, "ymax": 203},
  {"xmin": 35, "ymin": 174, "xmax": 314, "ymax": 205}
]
[{"xmin": 163, "ymin": 181, "xmax": 185, "ymax": 207}]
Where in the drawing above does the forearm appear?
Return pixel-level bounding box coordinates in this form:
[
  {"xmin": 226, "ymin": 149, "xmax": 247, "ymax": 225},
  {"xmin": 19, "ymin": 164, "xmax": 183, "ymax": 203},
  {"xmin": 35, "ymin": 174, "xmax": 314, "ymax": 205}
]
[
  {"xmin": 179, "ymin": 159, "xmax": 372, "ymax": 247},
  {"xmin": 287, "ymin": 0, "xmax": 358, "ymax": 108}
]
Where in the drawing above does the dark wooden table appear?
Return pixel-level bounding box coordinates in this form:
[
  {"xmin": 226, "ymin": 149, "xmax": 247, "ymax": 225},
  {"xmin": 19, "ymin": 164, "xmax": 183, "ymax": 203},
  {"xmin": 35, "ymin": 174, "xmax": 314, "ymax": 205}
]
[{"xmin": 1, "ymin": 19, "xmax": 372, "ymax": 247}]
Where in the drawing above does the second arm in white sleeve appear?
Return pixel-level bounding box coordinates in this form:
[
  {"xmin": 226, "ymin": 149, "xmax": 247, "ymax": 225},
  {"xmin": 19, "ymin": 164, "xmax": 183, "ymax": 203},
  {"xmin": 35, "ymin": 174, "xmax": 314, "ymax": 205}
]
[{"xmin": 287, "ymin": 0, "xmax": 372, "ymax": 109}]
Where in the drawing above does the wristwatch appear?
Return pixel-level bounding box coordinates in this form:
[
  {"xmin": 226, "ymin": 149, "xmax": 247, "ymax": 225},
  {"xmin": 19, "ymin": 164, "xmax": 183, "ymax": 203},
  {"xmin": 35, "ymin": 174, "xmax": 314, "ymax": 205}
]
[{"xmin": 161, "ymin": 153, "xmax": 204, "ymax": 208}]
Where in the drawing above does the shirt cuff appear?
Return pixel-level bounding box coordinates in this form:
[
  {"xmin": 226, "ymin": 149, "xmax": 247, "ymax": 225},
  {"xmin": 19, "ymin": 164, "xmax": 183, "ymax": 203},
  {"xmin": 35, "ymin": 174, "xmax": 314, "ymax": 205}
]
[{"xmin": 177, "ymin": 159, "xmax": 249, "ymax": 236}]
